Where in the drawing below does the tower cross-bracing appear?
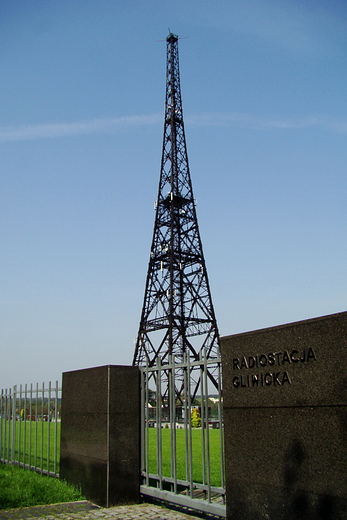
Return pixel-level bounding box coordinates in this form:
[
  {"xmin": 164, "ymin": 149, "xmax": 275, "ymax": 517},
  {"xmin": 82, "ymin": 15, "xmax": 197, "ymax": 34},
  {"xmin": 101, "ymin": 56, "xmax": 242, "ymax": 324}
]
[{"xmin": 133, "ymin": 33, "xmax": 220, "ymax": 402}]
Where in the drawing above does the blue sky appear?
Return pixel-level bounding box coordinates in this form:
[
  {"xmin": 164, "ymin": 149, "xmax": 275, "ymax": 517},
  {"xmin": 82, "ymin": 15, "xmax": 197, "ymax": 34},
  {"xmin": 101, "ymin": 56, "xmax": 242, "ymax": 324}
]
[{"xmin": 1, "ymin": 0, "xmax": 347, "ymax": 389}]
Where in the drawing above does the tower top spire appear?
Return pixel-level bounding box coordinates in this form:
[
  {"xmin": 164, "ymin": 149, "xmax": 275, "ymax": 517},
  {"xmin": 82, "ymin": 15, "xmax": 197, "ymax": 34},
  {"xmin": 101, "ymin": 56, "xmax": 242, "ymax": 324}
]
[{"xmin": 167, "ymin": 32, "xmax": 178, "ymax": 42}]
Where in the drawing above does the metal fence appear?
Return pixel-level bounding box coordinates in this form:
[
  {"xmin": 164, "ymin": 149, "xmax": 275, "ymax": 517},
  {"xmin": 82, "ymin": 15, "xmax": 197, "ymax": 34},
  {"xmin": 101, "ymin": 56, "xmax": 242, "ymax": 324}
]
[
  {"xmin": 140, "ymin": 350, "xmax": 226, "ymax": 518},
  {"xmin": 0, "ymin": 381, "xmax": 61, "ymax": 477}
]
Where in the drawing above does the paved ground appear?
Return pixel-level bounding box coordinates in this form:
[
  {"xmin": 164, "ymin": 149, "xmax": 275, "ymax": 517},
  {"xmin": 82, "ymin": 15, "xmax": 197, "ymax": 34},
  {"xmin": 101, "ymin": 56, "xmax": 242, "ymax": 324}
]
[{"xmin": 0, "ymin": 501, "xmax": 220, "ymax": 520}]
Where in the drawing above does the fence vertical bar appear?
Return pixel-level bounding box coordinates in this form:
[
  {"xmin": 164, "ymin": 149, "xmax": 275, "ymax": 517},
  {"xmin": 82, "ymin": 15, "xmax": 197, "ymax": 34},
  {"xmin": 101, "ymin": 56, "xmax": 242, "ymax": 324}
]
[
  {"xmin": 168, "ymin": 355, "xmax": 175, "ymax": 493},
  {"xmin": 23, "ymin": 385, "xmax": 27, "ymax": 468},
  {"xmin": 145, "ymin": 359, "xmax": 149, "ymax": 487},
  {"xmin": 29, "ymin": 384, "xmax": 33, "ymax": 469},
  {"xmin": 204, "ymin": 351, "xmax": 211, "ymax": 503},
  {"xmin": 141, "ymin": 368, "xmax": 145, "ymax": 477},
  {"xmin": 54, "ymin": 381, "xmax": 58, "ymax": 476},
  {"xmin": 34, "ymin": 383, "xmax": 38, "ymax": 470},
  {"xmin": 168, "ymin": 355, "xmax": 173, "ymax": 490},
  {"xmin": 187, "ymin": 355, "xmax": 193, "ymax": 498},
  {"xmin": 154, "ymin": 360, "xmax": 159, "ymax": 485},
  {"xmin": 7, "ymin": 390, "xmax": 12, "ymax": 462},
  {"xmin": 183, "ymin": 353, "xmax": 189, "ymax": 483},
  {"xmin": 0, "ymin": 390, "xmax": 4, "ymax": 461},
  {"xmin": 199, "ymin": 352, "xmax": 206, "ymax": 497},
  {"xmin": 157, "ymin": 357, "xmax": 162, "ymax": 491},
  {"xmin": 41, "ymin": 382, "xmax": 44, "ymax": 474},
  {"xmin": 4, "ymin": 390, "xmax": 6, "ymax": 462},
  {"xmin": 171, "ymin": 356, "xmax": 177, "ymax": 494},
  {"xmin": 47, "ymin": 381, "xmax": 51, "ymax": 474},
  {"xmin": 155, "ymin": 362, "xmax": 159, "ymax": 484},
  {"xmin": 11, "ymin": 386, "xmax": 17, "ymax": 464},
  {"xmin": 18, "ymin": 385, "xmax": 22, "ymax": 466},
  {"xmin": 5, "ymin": 389, "xmax": 9, "ymax": 462},
  {"xmin": 140, "ymin": 367, "xmax": 145, "ymax": 480}
]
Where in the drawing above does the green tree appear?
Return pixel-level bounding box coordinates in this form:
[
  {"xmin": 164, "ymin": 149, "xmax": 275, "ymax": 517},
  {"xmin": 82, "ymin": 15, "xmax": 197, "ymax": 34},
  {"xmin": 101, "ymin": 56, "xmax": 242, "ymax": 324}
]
[{"xmin": 191, "ymin": 408, "xmax": 201, "ymax": 428}]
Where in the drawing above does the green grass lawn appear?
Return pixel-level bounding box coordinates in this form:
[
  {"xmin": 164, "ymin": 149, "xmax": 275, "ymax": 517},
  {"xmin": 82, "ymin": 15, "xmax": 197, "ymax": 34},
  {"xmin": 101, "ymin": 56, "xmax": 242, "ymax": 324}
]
[
  {"xmin": 0, "ymin": 420, "xmax": 60, "ymax": 474},
  {"xmin": 0, "ymin": 463, "xmax": 84, "ymax": 510},
  {"xmin": 145, "ymin": 428, "xmax": 224, "ymax": 487},
  {"xmin": 2, "ymin": 421, "xmax": 224, "ymax": 488}
]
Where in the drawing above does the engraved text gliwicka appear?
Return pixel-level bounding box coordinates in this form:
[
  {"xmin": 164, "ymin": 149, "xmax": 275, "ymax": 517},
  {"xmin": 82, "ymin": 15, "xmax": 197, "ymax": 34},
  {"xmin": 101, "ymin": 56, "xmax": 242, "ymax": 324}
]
[{"xmin": 231, "ymin": 348, "xmax": 316, "ymax": 389}]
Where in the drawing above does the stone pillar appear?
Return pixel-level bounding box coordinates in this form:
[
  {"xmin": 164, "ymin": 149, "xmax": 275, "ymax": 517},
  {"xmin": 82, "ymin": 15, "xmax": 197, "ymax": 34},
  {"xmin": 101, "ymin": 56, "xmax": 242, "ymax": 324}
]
[
  {"xmin": 60, "ymin": 365, "xmax": 140, "ymax": 507},
  {"xmin": 221, "ymin": 311, "xmax": 347, "ymax": 520}
]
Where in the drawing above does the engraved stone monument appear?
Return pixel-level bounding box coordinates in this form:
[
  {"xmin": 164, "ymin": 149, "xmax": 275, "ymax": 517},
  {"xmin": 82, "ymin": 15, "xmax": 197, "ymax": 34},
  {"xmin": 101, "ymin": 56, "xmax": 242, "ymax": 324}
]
[{"xmin": 221, "ymin": 311, "xmax": 347, "ymax": 520}]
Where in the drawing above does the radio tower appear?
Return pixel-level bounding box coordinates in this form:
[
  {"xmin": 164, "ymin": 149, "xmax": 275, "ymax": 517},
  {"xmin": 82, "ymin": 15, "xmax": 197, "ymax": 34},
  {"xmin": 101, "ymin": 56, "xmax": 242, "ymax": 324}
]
[{"xmin": 133, "ymin": 33, "xmax": 219, "ymax": 401}]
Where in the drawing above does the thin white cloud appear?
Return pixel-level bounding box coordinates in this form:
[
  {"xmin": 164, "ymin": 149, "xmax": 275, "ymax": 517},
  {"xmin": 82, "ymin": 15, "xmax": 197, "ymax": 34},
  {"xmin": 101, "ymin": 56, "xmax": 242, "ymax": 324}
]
[
  {"xmin": 0, "ymin": 112, "xmax": 346, "ymax": 143},
  {"xmin": 185, "ymin": 112, "xmax": 347, "ymax": 134},
  {"xmin": 0, "ymin": 114, "xmax": 162, "ymax": 142}
]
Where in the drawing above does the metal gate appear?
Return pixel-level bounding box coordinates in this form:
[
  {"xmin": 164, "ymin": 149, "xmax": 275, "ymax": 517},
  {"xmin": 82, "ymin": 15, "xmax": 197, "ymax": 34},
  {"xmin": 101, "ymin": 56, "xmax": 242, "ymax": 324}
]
[{"xmin": 140, "ymin": 350, "xmax": 226, "ymax": 517}]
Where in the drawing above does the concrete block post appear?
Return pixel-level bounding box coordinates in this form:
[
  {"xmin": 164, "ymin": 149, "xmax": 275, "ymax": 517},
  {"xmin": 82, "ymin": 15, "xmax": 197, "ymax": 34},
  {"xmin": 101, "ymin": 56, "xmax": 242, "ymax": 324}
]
[{"xmin": 60, "ymin": 365, "xmax": 140, "ymax": 507}]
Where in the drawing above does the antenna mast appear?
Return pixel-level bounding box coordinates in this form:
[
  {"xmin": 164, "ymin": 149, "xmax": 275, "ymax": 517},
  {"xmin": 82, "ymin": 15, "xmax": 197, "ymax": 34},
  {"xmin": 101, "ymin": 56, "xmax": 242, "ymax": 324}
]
[{"xmin": 133, "ymin": 33, "xmax": 220, "ymax": 401}]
